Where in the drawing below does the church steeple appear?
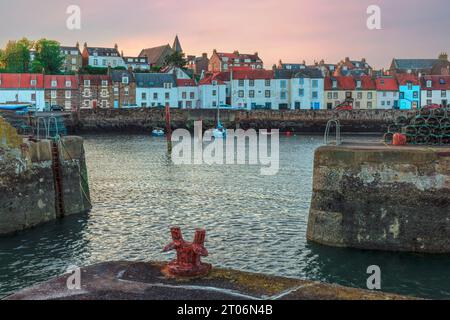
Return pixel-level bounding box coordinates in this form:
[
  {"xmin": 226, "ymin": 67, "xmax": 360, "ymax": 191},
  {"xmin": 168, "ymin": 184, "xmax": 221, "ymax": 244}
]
[{"xmin": 172, "ymin": 35, "xmax": 183, "ymax": 53}]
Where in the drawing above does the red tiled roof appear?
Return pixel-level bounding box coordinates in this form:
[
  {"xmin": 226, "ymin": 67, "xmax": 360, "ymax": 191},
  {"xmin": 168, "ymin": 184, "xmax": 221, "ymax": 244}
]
[
  {"xmin": 199, "ymin": 73, "xmax": 226, "ymax": 85},
  {"xmin": 232, "ymin": 69, "xmax": 273, "ymax": 80},
  {"xmin": 44, "ymin": 75, "xmax": 78, "ymax": 89},
  {"xmin": 79, "ymin": 74, "xmax": 112, "ymax": 85},
  {"xmin": 421, "ymin": 75, "xmax": 450, "ymax": 90},
  {"xmin": 176, "ymin": 79, "xmax": 196, "ymax": 87},
  {"xmin": 357, "ymin": 75, "xmax": 376, "ymax": 90},
  {"xmin": 375, "ymin": 77, "xmax": 399, "ymax": 91},
  {"xmin": 324, "ymin": 76, "xmax": 355, "ymax": 90},
  {"xmin": 0, "ymin": 73, "xmax": 44, "ymax": 89},
  {"xmin": 395, "ymin": 73, "xmax": 419, "ymax": 86}
]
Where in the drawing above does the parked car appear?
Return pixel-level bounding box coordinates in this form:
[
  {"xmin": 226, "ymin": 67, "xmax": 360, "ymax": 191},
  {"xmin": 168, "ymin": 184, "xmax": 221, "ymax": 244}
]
[{"xmin": 50, "ymin": 105, "xmax": 64, "ymax": 112}]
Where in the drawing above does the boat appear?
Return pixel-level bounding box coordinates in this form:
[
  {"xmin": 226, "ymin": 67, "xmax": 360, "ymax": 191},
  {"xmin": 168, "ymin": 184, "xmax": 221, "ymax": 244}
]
[
  {"xmin": 213, "ymin": 121, "xmax": 226, "ymax": 139},
  {"xmin": 152, "ymin": 128, "xmax": 165, "ymax": 137}
]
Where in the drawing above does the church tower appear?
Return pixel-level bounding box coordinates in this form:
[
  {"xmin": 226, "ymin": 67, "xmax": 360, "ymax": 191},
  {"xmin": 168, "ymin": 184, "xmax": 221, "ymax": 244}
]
[{"xmin": 172, "ymin": 35, "xmax": 183, "ymax": 53}]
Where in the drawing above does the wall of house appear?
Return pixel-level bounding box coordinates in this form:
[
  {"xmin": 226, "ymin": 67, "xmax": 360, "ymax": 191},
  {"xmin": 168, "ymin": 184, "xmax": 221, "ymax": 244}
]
[
  {"xmin": 199, "ymin": 85, "xmax": 226, "ymax": 108},
  {"xmin": 399, "ymin": 84, "xmax": 421, "ymax": 109},
  {"xmin": 377, "ymin": 91, "xmax": 399, "ymax": 109},
  {"xmin": 421, "ymin": 89, "xmax": 450, "ymax": 107},
  {"xmin": 324, "ymin": 90, "xmax": 348, "ymax": 109},
  {"xmin": 177, "ymin": 86, "xmax": 199, "ymax": 108},
  {"xmin": 136, "ymin": 87, "xmax": 178, "ymax": 108},
  {"xmin": 88, "ymin": 56, "xmax": 126, "ymax": 68},
  {"xmin": 353, "ymin": 90, "xmax": 377, "ymax": 109},
  {"xmin": 290, "ymin": 78, "xmax": 325, "ymax": 110},
  {"xmin": 230, "ymin": 79, "xmax": 274, "ymax": 110}
]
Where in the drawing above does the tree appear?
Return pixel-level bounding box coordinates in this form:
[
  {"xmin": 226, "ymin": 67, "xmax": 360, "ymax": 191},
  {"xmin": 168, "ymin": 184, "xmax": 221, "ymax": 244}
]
[
  {"xmin": 164, "ymin": 51, "xmax": 187, "ymax": 68},
  {"xmin": 2, "ymin": 38, "xmax": 33, "ymax": 72},
  {"xmin": 32, "ymin": 39, "xmax": 64, "ymax": 74}
]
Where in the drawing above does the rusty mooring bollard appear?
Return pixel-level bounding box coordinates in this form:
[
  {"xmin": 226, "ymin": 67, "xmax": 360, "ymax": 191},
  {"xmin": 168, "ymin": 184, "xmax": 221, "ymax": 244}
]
[{"xmin": 162, "ymin": 227, "xmax": 212, "ymax": 277}]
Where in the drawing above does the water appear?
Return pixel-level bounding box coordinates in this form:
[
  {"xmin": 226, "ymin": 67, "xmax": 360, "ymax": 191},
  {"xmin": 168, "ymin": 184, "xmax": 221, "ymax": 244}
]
[{"xmin": 1, "ymin": 134, "xmax": 450, "ymax": 299}]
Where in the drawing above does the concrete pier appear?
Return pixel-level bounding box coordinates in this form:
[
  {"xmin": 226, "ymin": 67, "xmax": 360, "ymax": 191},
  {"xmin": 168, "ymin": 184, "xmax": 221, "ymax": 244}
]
[
  {"xmin": 0, "ymin": 136, "xmax": 91, "ymax": 236},
  {"xmin": 307, "ymin": 143, "xmax": 450, "ymax": 253},
  {"xmin": 4, "ymin": 261, "xmax": 415, "ymax": 300}
]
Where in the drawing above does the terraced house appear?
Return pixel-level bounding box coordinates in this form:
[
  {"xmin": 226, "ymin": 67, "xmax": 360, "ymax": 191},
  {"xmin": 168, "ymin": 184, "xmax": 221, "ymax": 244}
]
[
  {"xmin": 209, "ymin": 50, "xmax": 263, "ymax": 72},
  {"xmin": 290, "ymin": 68, "xmax": 324, "ymax": 110},
  {"xmin": 79, "ymin": 75, "xmax": 113, "ymax": 109},
  {"xmin": 44, "ymin": 75, "xmax": 79, "ymax": 111},
  {"xmin": 230, "ymin": 69, "xmax": 274, "ymax": 110},
  {"xmin": 135, "ymin": 73, "xmax": 178, "ymax": 108},
  {"xmin": 324, "ymin": 76, "xmax": 355, "ymax": 109},
  {"xmin": 353, "ymin": 76, "xmax": 377, "ymax": 109},
  {"xmin": 421, "ymin": 75, "xmax": 450, "ymax": 107},
  {"xmin": 60, "ymin": 43, "xmax": 83, "ymax": 73},
  {"xmin": 0, "ymin": 73, "xmax": 45, "ymax": 110},
  {"xmin": 396, "ymin": 74, "xmax": 420, "ymax": 109},
  {"xmin": 176, "ymin": 78, "xmax": 198, "ymax": 109},
  {"xmin": 82, "ymin": 43, "xmax": 126, "ymax": 69},
  {"xmin": 111, "ymin": 70, "xmax": 136, "ymax": 108},
  {"xmin": 375, "ymin": 77, "xmax": 399, "ymax": 109}
]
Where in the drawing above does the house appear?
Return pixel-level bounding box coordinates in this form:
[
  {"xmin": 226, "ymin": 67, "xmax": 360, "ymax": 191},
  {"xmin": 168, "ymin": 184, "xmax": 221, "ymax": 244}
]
[
  {"xmin": 276, "ymin": 60, "xmax": 306, "ymax": 71},
  {"xmin": 230, "ymin": 69, "xmax": 274, "ymax": 110},
  {"xmin": 177, "ymin": 79, "xmax": 198, "ymax": 109},
  {"xmin": 111, "ymin": 70, "xmax": 136, "ymax": 108},
  {"xmin": 420, "ymin": 75, "xmax": 450, "ymax": 107},
  {"xmin": 198, "ymin": 73, "xmax": 227, "ymax": 109},
  {"xmin": 79, "ymin": 75, "xmax": 113, "ymax": 109},
  {"xmin": 209, "ymin": 50, "xmax": 263, "ymax": 72},
  {"xmin": 324, "ymin": 76, "xmax": 356, "ymax": 109},
  {"xmin": 135, "ymin": 73, "xmax": 177, "ymax": 108},
  {"xmin": 0, "ymin": 73, "xmax": 45, "ymax": 110},
  {"xmin": 352, "ymin": 76, "xmax": 377, "ymax": 109},
  {"xmin": 375, "ymin": 77, "xmax": 399, "ymax": 109},
  {"xmin": 139, "ymin": 36, "xmax": 183, "ymax": 68},
  {"xmin": 162, "ymin": 66, "xmax": 193, "ymax": 80},
  {"xmin": 396, "ymin": 74, "xmax": 420, "ymax": 109},
  {"xmin": 338, "ymin": 57, "xmax": 372, "ymax": 74},
  {"xmin": 60, "ymin": 43, "xmax": 82, "ymax": 73},
  {"xmin": 290, "ymin": 68, "xmax": 324, "ymax": 110},
  {"xmin": 186, "ymin": 53, "xmax": 209, "ymax": 75},
  {"xmin": 123, "ymin": 56, "xmax": 150, "ymax": 71},
  {"xmin": 82, "ymin": 43, "xmax": 126, "ymax": 69},
  {"xmin": 44, "ymin": 75, "xmax": 79, "ymax": 111},
  {"xmin": 389, "ymin": 54, "xmax": 450, "ymax": 75}
]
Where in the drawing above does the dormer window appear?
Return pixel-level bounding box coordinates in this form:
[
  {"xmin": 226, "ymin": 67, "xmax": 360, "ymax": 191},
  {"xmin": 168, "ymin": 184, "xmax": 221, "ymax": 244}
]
[
  {"xmin": 66, "ymin": 81, "xmax": 72, "ymax": 87},
  {"xmin": 51, "ymin": 80, "xmax": 57, "ymax": 87},
  {"xmin": 30, "ymin": 79, "xmax": 37, "ymax": 86},
  {"xmin": 102, "ymin": 80, "xmax": 108, "ymax": 87},
  {"xmin": 427, "ymin": 80, "xmax": 432, "ymax": 88},
  {"xmin": 440, "ymin": 78, "xmax": 446, "ymax": 85},
  {"xmin": 212, "ymin": 80, "xmax": 218, "ymax": 86},
  {"xmin": 122, "ymin": 76, "xmax": 129, "ymax": 84},
  {"xmin": 356, "ymin": 80, "xmax": 361, "ymax": 88},
  {"xmin": 84, "ymin": 80, "xmax": 91, "ymax": 87},
  {"xmin": 332, "ymin": 80, "xmax": 337, "ymax": 88}
]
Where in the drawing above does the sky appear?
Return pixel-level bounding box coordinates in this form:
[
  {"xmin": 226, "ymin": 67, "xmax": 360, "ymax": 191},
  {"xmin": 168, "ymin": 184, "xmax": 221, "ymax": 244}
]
[{"xmin": 0, "ymin": 0, "xmax": 449, "ymax": 69}]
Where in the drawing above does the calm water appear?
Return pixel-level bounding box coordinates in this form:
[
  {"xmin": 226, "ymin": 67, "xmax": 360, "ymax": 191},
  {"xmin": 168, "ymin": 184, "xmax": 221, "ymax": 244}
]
[{"xmin": 1, "ymin": 134, "xmax": 450, "ymax": 299}]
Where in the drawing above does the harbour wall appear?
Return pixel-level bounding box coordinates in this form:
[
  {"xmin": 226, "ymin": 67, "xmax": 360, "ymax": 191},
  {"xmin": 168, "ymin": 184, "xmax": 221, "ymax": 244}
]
[
  {"xmin": 307, "ymin": 144, "xmax": 450, "ymax": 253},
  {"xmin": 0, "ymin": 136, "xmax": 91, "ymax": 236},
  {"xmin": 65, "ymin": 109, "xmax": 415, "ymax": 134}
]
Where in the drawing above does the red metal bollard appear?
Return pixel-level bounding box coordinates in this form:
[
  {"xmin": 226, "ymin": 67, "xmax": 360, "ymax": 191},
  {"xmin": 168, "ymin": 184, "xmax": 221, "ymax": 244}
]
[{"xmin": 162, "ymin": 227, "xmax": 212, "ymax": 277}]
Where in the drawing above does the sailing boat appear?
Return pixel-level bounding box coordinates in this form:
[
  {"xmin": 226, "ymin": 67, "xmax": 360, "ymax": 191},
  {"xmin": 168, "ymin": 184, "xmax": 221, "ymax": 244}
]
[{"xmin": 212, "ymin": 89, "xmax": 226, "ymax": 139}]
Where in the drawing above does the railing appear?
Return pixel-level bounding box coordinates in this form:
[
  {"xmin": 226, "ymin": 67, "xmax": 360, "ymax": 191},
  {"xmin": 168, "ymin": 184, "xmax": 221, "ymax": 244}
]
[{"xmin": 324, "ymin": 119, "xmax": 342, "ymax": 146}]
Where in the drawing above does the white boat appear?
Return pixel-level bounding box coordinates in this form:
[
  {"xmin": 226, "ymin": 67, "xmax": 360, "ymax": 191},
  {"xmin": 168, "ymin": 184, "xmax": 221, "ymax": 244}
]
[{"xmin": 152, "ymin": 129, "xmax": 165, "ymax": 137}]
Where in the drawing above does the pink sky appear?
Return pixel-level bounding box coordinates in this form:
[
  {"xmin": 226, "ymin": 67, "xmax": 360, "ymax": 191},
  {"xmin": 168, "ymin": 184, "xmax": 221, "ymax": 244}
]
[{"xmin": 1, "ymin": 0, "xmax": 449, "ymax": 69}]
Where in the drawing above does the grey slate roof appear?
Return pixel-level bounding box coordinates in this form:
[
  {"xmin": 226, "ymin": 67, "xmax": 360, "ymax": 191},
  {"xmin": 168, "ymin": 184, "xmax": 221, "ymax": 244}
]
[
  {"xmin": 294, "ymin": 68, "xmax": 324, "ymax": 78},
  {"xmin": 135, "ymin": 73, "xmax": 176, "ymax": 88},
  {"xmin": 274, "ymin": 69, "xmax": 295, "ymax": 79},
  {"xmin": 111, "ymin": 70, "xmax": 135, "ymax": 82},
  {"xmin": 87, "ymin": 47, "xmax": 120, "ymax": 57},
  {"xmin": 393, "ymin": 59, "xmax": 438, "ymax": 70}
]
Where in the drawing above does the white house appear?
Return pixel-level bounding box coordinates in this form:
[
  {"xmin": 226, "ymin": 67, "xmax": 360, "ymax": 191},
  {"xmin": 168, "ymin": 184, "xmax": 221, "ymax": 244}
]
[
  {"xmin": 123, "ymin": 56, "xmax": 150, "ymax": 71},
  {"xmin": 82, "ymin": 43, "xmax": 126, "ymax": 69},
  {"xmin": 290, "ymin": 68, "xmax": 325, "ymax": 109},
  {"xmin": 230, "ymin": 69, "xmax": 274, "ymax": 110},
  {"xmin": 375, "ymin": 77, "xmax": 399, "ymax": 109},
  {"xmin": 177, "ymin": 79, "xmax": 199, "ymax": 108},
  {"xmin": 198, "ymin": 75, "xmax": 227, "ymax": 109},
  {"xmin": 420, "ymin": 75, "xmax": 450, "ymax": 107},
  {"xmin": 0, "ymin": 73, "xmax": 45, "ymax": 111},
  {"xmin": 135, "ymin": 73, "xmax": 178, "ymax": 108}
]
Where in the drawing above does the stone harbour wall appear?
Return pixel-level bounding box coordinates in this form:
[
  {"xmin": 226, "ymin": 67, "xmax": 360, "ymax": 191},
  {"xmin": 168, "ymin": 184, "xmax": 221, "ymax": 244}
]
[
  {"xmin": 0, "ymin": 136, "xmax": 91, "ymax": 236},
  {"xmin": 307, "ymin": 145, "xmax": 450, "ymax": 253},
  {"xmin": 65, "ymin": 109, "xmax": 415, "ymax": 134}
]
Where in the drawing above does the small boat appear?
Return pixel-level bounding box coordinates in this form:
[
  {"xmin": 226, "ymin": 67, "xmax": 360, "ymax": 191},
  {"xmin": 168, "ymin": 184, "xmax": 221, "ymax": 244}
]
[
  {"xmin": 213, "ymin": 121, "xmax": 226, "ymax": 139},
  {"xmin": 152, "ymin": 128, "xmax": 165, "ymax": 137}
]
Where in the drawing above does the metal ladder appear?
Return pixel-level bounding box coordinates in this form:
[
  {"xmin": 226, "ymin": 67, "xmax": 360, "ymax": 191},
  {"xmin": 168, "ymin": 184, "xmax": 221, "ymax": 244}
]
[
  {"xmin": 51, "ymin": 138, "xmax": 65, "ymax": 217},
  {"xmin": 324, "ymin": 119, "xmax": 342, "ymax": 146},
  {"xmin": 36, "ymin": 116, "xmax": 59, "ymax": 140}
]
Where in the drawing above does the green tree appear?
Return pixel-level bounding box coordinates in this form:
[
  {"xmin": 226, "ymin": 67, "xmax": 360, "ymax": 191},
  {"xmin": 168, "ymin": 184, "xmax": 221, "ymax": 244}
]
[
  {"xmin": 164, "ymin": 51, "xmax": 187, "ymax": 68},
  {"xmin": 32, "ymin": 39, "xmax": 64, "ymax": 74},
  {"xmin": 2, "ymin": 38, "xmax": 33, "ymax": 72}
]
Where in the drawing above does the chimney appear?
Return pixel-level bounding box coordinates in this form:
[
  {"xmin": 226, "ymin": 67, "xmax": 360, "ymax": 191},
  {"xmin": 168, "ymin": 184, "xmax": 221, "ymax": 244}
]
[
  {"xmin": 84, "ymin": 42, "xmax": 88, "ymax": 49},
  {"xmin": 202, "ymin": 53, "xmax": 208, "ymax": 59},
  {"xmin": 213, "ymin": 49, "xmax": 217, "ymax": 54},
  {"xmin": 114, "ymin": 43, "xmax": 118, "ymax": 50},
  {"xmin": 362, "ymin": 58, "xmax": 366, "ymax": 63},
  {"xmin": 254, "ymin": 52, "xmax": 258, "ymax": 56},
  {"xmin": 439, "ymin": 52, "xmax": 448, "ymax": 61},
  {"xmin": 76, "ymin": 42, "xmax": 80, "ymax": 49},
  {"xmin": 233, "ymin": 50, "xmax": 239, "ymax": 56},
  {"xmin": 345, "ymin": 57, "xmax": 350, "ymax": 63}
]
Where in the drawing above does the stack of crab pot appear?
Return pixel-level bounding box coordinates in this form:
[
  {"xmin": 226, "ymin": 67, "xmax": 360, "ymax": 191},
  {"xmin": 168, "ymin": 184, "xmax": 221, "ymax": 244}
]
[{"xmin": 386, "ymin": 108, "xmax": 450, "ymax": 145}]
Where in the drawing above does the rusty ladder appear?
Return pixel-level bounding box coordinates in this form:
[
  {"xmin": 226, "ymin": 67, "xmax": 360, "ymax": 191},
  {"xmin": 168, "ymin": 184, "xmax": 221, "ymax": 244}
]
[{"xmin": 51, "ymin": 140, "xmax": 65, "ymax": 217}]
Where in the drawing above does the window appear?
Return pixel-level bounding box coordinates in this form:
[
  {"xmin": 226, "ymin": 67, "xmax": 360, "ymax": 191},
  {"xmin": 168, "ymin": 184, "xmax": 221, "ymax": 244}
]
[
  {"xmin": 51, "ymin": 80, "xmax": 57, "ymax": 87},
  {"xmin": 66, "ymin": 81, "xmax": 72, "ymax": 87},
  {"xmin": 114, "ymin": 87, "xmax": 119, "ymax": 95},
  {"xmin": 407, "ymin": 83, "xmax": 412, "ymax": 90},
  {"xmin": 30, "ymin": 79, "xmax": 37, "ymax": 86},
  {"xmin": 367, "ymin": 92, "xmax": 373, "ymax": 99},
  {"xmin": 122, "ymin": 77, "xmax": 129, "ymax": 84},
  {"xmin": 164, "ymin": 83, "xmax": 172, "ymax": 89},
  {"xmin": 381, "ymin": 101, "xmax": 385, "ymax": 106},
  {"xmin": 383, "ymin": 92, "xmax": 387, "ymax": 97},
  {"xmin": 427, "ymin": 99, "xmax": 432, "ymax": 105},
  {"xmin": 427, "ymin": 80, "xmax": 432, "ymax": 88},
  {"xmin": 367, "ymin": 101, "xmax": 373, "ymax": 108},
  {"xmin": 400, "ymin": 92, "xmax": 405, "ymax": 99},
  {"xmin": 238, "ymin": 80, "xmax": 244, "ymax": 87},
  {"xmin": 265, "ymin": 79, "xmax": 271, "ymax": 87},
  {"xmin": 312, "ymin": 79, "xmax": 318, "ymax": 88},
  {"xmin": 142, "ymin": 92, "xmax": 147, "ymax": 100},
  {"xmin": 102, "ymin": 60, "xmax": 107, "ymax": 66},
  {"xmin": 280, "ymin": 80, "xmax": 287, "ymax": 89},
  {"xmin": 299, "ymin": 78, "xmax": 304, "ymax": 86},
  {"xmin": 65, "ymin": 91, "xmax": 71, "ymax": 99},
  {"xmin": 190, "ymin": 92, "xmax": 195, "ymax": 99},
  {"xmin": 249, "ymin": 80, "xmax": 255, "ymax": 87},
  {"xmin": 84, "ymin": 80, "xmax": 91, "ymax": 87},
  {"xmin": 265, "ymin": 90, "xmax": 271, "ymax": 98},
  {"xmin": 442, "ymin": 90, "xmax": 447, "ymax": 98},
  {"xmin": 387, "ymin": 101, "xmax": 391, "ymax": 106},
  {"xmin": 71, "ymin": 58, "xmax": 77, "ymax": 65},
  {"xmin": 124, "ymin": 88, "xmax": 129, "ymax": 96},
  {"xmin": 332, "ymin": 80, "xmax": 337, "ymax": 88},
  {"xmin": 295, "ymin": 102, "xmax": 301, "ymax": 109},
  {"xmin": 312, "ymin": 91, "xmax": 318, "ymax": 99},
  {"xmin": 51, "ymin": 91, "xmax": 57, "ymax": 99},
  {"xmin": 333, "ymin": 92, "xmax": 338, "ymax": 99},
  {"xmin": 356, "ymin": 80, "xmax": 361, "ymax": 88},
  {"xmin": 327, "ymin": 92, "xmax": 332, "ymax": 99},
  {"xmin": 182, "ymin": 92, "xmax": 187, "ymax": 99},
  {"xmin": 212, "ymin": 90, "xmax": 217, "ymax": 96},
  {"xmin": 413, "ymin": 91, "xmax": 418, "ymax": 99},
  {"xmin": 238, "ymin": 90, "xmax": 244, "ymax": 98},
  {"xmin": 249, "ymin": 90, "xmax": 255, "ymax": 98},
  {"xmin": 102, "ymin": 80, "xmax": 108, "ymax": 87},
  {"xmin": 93, "ymin": 59, "xmax": 98, "ymax": 66},
  {"xmin": 346, "ymin": 92, "xmax": 352, "ymax": 98},
  {"xmin": 357, "ymin": 92, "xmax": 362, "ymax": 100},
  {"xmin": 299, "ymin": 89, "xmax": 304, "ymax": 97},
  {"xmin": 265, "ymin": 102, "xmax": 272, "ymax": 109},
  {"xmin": 153, "ymin": 93, "xmax": 158, "ymax": 100},
  {"xmin": 165, "ymin": 92, "xmax": 170, "ymax": 100},
  {"xmin": 427, "ymin": 90, "xmax": 432, "ymax": 97},
  {"xmin": 281, "ymin": 92, "xmax": 287, "ymax": 99}
]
